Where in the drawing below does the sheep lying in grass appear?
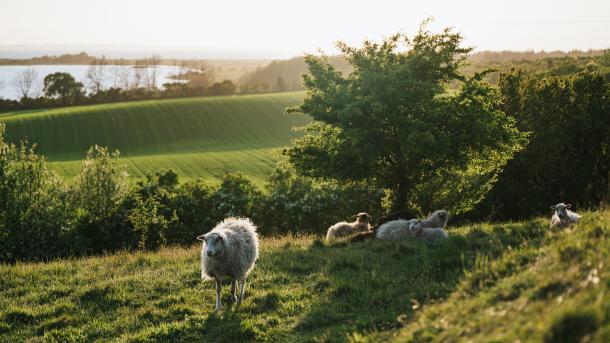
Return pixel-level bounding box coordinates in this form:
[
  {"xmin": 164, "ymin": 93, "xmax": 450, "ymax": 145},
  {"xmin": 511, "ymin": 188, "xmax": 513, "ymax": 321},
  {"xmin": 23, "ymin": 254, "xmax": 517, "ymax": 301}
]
[
  {"xmin": 411, "ymin": 210, "xmax": 449, "ymax": 241},
  {"xmin": 376, "ymin": 210, "xmax": 449, "ymax": 242},
  {"xmin": 326, "ymin": 212, "xmax": 372, "ymax": 240},
  {"xmin": 350, "ymin": 209, "xmax": 419, "ymax": 242},
  {"xmin": 197, "ymin": 217, "xmax": 259, "ymax": 312},
  {"xmin": 550, "ymin": 203, "xmax": 582, "ymax": 229},
  {"xmin": 375, "ymin": 218, "xmax": 419, "ymax": 241}
]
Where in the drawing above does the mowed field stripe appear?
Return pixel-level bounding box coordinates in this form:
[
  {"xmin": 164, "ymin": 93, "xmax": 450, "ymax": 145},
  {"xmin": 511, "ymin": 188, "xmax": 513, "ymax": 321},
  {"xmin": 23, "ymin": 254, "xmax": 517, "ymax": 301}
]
[{"xmin": 1, "ymin": 92, "xmax": 309, "ymax": 183}]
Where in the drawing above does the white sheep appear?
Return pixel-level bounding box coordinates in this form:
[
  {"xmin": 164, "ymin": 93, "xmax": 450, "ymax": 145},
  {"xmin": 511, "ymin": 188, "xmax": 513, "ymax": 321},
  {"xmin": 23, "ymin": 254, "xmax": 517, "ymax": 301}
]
[
  {"xmin": 197, "ymin": 217, "xmax": 259, "ymax": 311},
  {"xmin": 326, "ymin": 212, "xmax": 372, "ymax": 240},
  {"xmin": 411, "ymin": 210, "xmax": 449, "ymax": 241},
  {"xmin": 375, "ymin": 218, "xmax": 419, "ymax": 241},
  {"xmin": 550, "ymin": 203, "xmax": 581, "ymax": 229},
  {"xmin": 376, "ymin": 210, "xmax": 449, "ymax": 242}
]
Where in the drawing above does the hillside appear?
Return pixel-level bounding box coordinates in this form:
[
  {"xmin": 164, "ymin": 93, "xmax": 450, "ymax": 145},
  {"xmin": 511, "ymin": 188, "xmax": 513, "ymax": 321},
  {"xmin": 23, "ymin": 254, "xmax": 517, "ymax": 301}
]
[
  {"xmin": 0, "ymin": 92, "xmax": 308, "ymax": 183},
  {"xmin": 1, "ymin": 211, "xmax": 608, "ymax": 342}
]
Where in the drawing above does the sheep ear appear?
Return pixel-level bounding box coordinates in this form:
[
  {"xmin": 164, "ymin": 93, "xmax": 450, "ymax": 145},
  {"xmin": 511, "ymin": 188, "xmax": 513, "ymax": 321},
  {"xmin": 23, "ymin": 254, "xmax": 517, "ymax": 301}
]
[
  {"xmin": 196, "ymin": 234, "xmax": 206, "ymax": 242},
  {"xmin": 550, "ymin": 205, "xmax": 556, "ymax": 210},
  {"xmin": 566, "ymin": 204, "xmax": 571, "ymax": 209}
]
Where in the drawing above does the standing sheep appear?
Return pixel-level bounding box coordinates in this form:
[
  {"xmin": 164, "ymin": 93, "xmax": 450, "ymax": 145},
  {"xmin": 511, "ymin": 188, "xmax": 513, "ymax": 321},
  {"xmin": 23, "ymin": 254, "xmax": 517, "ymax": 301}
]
[
  {"xmin": 197, "ymin": 217, "xmax": 259, "ymax": 312},
  {"xmin": 550, "ymin": 203, "xmax": 582, "ymax": 229},
  {"xmin": 326, "ymin": 212, "xmax": 372, "ymax": 240}
]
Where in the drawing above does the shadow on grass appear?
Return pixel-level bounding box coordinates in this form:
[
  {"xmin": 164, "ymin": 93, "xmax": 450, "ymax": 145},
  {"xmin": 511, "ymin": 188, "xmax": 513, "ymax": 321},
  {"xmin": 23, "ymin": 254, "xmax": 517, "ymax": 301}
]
[{"xmin": 262, "ymin": 218, "xmax": 548, "ymax": 341}]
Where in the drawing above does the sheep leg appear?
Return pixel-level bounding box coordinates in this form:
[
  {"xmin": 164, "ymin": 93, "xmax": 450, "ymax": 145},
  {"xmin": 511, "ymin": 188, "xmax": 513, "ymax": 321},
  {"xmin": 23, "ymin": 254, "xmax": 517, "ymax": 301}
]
[
  {"xmin": 214, "ymin": 279, "xmax": 222, "ymax": 312},
  {"xmin": 237, "ymin": 277, "xmax": 247, "ymax": 306},
  {"xmin": 230, "ymin": 279, "xmax": 238, "ymax": 304}
]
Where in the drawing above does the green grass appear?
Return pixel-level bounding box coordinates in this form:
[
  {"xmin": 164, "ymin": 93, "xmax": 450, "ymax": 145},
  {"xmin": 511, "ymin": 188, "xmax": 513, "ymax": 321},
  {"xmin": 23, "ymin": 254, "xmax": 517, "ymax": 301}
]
[
  {"xmin": 1, "ymin": 211, "xmax": 608, "ymax": 342},
  {"xmin": 0, "ymin": 92, "xmax": 308, "ymax": 183}
]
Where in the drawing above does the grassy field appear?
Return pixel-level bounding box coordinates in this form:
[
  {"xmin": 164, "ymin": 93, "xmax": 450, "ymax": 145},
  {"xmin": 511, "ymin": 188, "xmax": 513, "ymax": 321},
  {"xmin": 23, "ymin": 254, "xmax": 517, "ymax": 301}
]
[
  {"xmin": 1, "ymin": 210, "xmax": 608, "ymax": 342},
  {"xmin": 0, "ymin": 92, "xmax": 308, "ymax": 183}
]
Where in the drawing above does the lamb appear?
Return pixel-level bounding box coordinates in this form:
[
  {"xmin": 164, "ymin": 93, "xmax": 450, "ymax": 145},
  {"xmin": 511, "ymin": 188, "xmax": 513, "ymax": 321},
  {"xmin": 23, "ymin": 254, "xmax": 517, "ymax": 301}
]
[
  {"xmin": 197, "ymin": 217, "xmax": 259, "ymax": 312},
  {"xmin": 550, "ymin": 203, "xmax": 582, "ymax": 229},
  {"xmin": 376, "ymin": 210, "xmax": 449, "ymax": 242},
  {"xmin": 326, "ymin": 212, "xmax": 372, "ymax": 240}
]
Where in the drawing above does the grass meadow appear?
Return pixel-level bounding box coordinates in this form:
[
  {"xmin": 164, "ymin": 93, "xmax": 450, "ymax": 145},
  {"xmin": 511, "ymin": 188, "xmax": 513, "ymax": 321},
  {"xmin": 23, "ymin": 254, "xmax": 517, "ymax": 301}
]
[
  {"xmin": 1, "ymin": 210, "xmax": 608, "ymax": 342},
  {"xmin": 0, "ymin": 92, "xmax": 308, "ymax": 184}
]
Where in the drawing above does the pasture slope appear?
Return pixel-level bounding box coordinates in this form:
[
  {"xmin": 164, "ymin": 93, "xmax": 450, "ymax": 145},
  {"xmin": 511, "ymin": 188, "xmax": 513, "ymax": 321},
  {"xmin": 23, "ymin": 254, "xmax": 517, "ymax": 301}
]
[
  {"xmin": 0, "ymin": 92, "xmax": 308, "ymax": 184},
  {"xmin": 1, "ymin": 210, "xmax": 608, "ymax": 342}
]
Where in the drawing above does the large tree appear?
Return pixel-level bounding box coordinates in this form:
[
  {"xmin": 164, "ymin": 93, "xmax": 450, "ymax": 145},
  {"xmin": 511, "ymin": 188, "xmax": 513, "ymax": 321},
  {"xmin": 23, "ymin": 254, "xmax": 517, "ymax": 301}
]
[
  {"xmin": 43, "ymin": 72, "xmax": 84, "ymax": 105},
  {"xmin": 285, "ymin": 23, "xmax": 527, "ymax": 214}
]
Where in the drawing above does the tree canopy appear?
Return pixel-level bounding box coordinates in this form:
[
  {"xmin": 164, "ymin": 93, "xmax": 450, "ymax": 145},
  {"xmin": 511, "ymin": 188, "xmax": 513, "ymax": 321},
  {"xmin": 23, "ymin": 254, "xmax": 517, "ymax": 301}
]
[
  {"xmin": 285, "ymin": 23, "xmax": 527, "ymax": 214},
  {"xmin": 43, "ymin": 72, "xmax": 84, "ymax": 105}
]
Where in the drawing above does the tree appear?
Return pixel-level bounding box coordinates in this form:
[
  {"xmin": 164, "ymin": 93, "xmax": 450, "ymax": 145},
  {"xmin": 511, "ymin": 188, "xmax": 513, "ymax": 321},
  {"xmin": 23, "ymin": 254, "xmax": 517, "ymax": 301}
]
[
  {"xmin": 86, "ymin": 56, "xmax": 108, "ymax": 93},
  {"xmin": 43, "ymin": 72, "xmax": 84, "ymax": 105},
  {"xmin": 13, "ymin": 67, "xmax": 39, "ymax": 99},
  {"xmin": 474, "ymin": 70, "xmax": 610, "ymax": 219},
  {"xmin": 146, "ymin": 54, "xmax": 161, "ymax": 90},
  {"xmin": 208, "ymin": 80, "xmax": 236, "ymax": 95},
  {"xmin": 285, "ymin": 22, "xmax": 527, "ymax": 214},
  {"xmin": 274, "ymin": 75, "xmax": 288, "ymax": 91}
]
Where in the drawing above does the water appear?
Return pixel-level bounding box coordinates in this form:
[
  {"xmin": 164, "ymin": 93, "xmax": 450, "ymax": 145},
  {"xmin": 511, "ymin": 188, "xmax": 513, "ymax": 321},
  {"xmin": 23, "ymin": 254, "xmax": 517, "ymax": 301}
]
[{"xmin": 0, "ymin": 64, "xmax": 188, "ymax": 100}]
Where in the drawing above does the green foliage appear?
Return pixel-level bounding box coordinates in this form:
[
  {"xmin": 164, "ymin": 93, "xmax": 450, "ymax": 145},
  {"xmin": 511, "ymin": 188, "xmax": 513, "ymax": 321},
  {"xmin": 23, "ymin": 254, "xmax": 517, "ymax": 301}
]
[
  {"xmin": 128, "ymin": 195, "xmax": 173, "ymax": 250},
  {"xmin": 69, "ymin": 146, "xmax": 132, "ymax": 253},
  {"xmin": 257, "ymin": 164, "xmax": 384, "ymax": 235},
  {"xmin": 0, "ymin": 124, "xmax": 69, "ymax": 261},
  {"xmin": 43, "ymin": 72, "xmax": 85, "ymax": 105},
  {"xmin": 286, "ymin": 23, "xmax": 526, "ymax": 213},
  {"xmin": 211, "ymin": 172, "xmax": 263, "ymax": 219},
  {"xmin": 474, "ymin": 70, "xmax": 610, "ymax": 219}
]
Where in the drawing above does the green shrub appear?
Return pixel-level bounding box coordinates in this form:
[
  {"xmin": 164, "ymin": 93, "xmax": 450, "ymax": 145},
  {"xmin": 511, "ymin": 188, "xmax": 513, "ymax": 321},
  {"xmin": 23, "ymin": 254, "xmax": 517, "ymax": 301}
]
[
  {"xmin": 69, "ymin": 145, "xmax": 132, "ymax": 254},
  {"xmin": 0, "ymin": 124, "xmax": 70, "ymax": 261}
]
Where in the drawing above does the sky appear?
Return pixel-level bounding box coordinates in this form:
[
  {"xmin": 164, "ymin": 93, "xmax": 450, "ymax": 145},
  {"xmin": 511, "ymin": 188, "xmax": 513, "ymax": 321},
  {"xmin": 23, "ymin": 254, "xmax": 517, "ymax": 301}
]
[{"xmin": 1, "ymin": 0, "xmax": 609, "ymax": 59}]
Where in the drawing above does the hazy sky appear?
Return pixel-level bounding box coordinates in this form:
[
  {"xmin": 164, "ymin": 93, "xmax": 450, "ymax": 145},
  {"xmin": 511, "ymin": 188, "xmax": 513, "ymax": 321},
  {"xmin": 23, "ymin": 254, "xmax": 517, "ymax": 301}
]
[{"xmin": 1, "ymin": 0, "xmax": 609, "ymax": 59}]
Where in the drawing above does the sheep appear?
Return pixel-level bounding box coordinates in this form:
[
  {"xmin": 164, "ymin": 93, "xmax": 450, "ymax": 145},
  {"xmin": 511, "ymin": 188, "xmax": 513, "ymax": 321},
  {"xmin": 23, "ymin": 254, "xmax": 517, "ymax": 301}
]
[
  {"xmin": 550, "ymin": 203, "xmax": 582, "ymax": 229},
  {"xmin": 375, "ymin": 218, "xmax": 419, "ymax": 241},
  {"xmin": 197, "ymin": 217, "xmax": 259, "ymax": 312},
  {"xmin": 376, "ymin": 210, "xmax": 449, "ymax": 242},
  {"xmin": 326, "ymin": 212, "xmax": 372, "ymax": 240},
  {"xmin": 350, "ymin": 208, "xmax": 419, "ymax": 243}
]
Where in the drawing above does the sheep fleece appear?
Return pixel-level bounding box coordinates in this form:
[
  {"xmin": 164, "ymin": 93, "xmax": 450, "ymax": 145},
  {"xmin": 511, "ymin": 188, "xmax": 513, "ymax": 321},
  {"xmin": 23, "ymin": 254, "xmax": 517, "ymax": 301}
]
[{"xmin": 201, "ymin": 217, "xmax": 259, "ymax": 281}]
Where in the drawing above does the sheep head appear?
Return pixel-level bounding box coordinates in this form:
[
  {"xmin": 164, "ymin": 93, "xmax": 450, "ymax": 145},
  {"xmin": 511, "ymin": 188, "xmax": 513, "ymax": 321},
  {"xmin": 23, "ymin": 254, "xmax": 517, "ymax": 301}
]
[
  {"xmin": 198, "ymin": 232, "xmax": 226, "ymax": 257},
  {"xmin": 356, "ymin": 212, "xmax": 372, "ymax": 224},
  {"xmin": 551, "ymin": 203, "xmax": 571, "ymax": 219}
]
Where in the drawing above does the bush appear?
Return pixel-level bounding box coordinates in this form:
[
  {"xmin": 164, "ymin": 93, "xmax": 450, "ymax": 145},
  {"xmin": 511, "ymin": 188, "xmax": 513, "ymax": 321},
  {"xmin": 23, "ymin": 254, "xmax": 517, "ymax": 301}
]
[
  {"xmin": 128, "ymin": 195, "xmax": 174, "ymax": 250},
  {"xmin": 0, "ymin": 124, "xmax": 70, "ymax": 261},
  {"xmin": 257, "ymin": 165, "xmax": 384, "ymax": 235},
  {"xmin": 69, "ymin": 145, "xmax": 132, "ymax": 254}
]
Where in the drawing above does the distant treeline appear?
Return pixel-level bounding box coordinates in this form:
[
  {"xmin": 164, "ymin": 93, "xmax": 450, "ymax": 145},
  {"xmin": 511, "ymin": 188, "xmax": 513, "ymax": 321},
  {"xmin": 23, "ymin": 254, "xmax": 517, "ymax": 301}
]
[
  {"xmin": 239, "ymin": 49, "xmax": 610, "ymax": 92},
  {"xmin": 0, "ymin": 55, "xmax": 245, "ymax": 112},
  {"xmin": 0, "ymin": 52, "xmax": 212, "ymax": 68}
]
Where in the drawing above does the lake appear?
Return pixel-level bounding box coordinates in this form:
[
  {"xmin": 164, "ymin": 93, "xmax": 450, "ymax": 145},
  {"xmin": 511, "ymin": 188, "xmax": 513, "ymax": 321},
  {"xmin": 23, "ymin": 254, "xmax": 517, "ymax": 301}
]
[{"xmin": 0, "ymin": 64, "xmax": 187, "ymax": 100}]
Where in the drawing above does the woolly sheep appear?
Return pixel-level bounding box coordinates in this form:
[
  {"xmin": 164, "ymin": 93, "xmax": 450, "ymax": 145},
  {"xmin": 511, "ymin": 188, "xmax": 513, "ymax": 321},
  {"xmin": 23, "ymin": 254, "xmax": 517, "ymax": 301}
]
[
  {"xmin": 350, "ymin": 209, "xmax": 419, "ymax": 243},
  {"xmin": 376, "ymin": 210, "xmax": 449, "ymax": 242},
  {"xmin": 326, "ymin": 212, "xmax": 372, "ymax": 240},
  {"xmin": 411, "ymin": 209, "xmax": 449, "ymax": 239},
  {"xmin": 197, "ymin": 217, "xmax": 259, "ymax": 311},
  {"xmin": 550, "ymin": 203, "xmax": 582, "ymax": 229},
  {"xmin": 375, "ymin": 218, "xmax": 419, "ymax": 241}
]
